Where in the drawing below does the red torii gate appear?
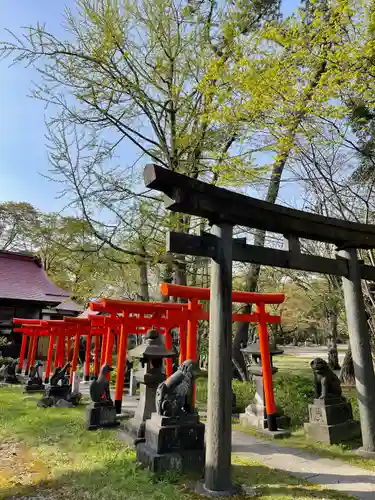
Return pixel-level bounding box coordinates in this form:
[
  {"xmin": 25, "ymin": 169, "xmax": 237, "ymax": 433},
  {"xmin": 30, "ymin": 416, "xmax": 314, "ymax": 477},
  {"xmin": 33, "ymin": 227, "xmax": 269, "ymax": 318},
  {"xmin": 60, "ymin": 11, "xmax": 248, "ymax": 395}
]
[
  {"xmin": 14, "ymin": 283, "xmax": 284, "ymax": 425},
  {"xmin": 90, "ymin": 298, "xmax": 196, "ymax": 413},
  {"xmin": 63, "ymin": 316, "xmax": 110, "ymax": 381},
  {"xmin": 93, "ymin": 286, "xmax": 284, "ymax": 414},
  {"xmin": 160, "ymin": 283, "xmax": 285, "ymax": 431},
  {"xmin": 13, "ymin": 317, "xmax": 106, "ymax": 384},
  {"xmin": 15, "ymin": 319, "xmax": 70, "ymax": 382}
]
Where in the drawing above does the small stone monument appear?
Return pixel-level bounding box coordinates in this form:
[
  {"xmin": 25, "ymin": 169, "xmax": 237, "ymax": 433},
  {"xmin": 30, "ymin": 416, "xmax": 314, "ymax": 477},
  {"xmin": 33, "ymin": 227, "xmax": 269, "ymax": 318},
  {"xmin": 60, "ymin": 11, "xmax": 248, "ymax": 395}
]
[
  {"xmin": 240, "ymin": 344, "xmax": 288, "ymax": 432},
  {"xmin": 304, "ymin": 358, "xmax": 360, "ymax": 444},
  {"xmin": 125, "ymin": 328, "xmax": 176, "ymax": 441},
  {"xmin": 25, "ymin": 361, "xmax": 45, "ymax": 392},
  {"xmin": 125, "ymin": 359, "xmax": 138, "ymax": 395},
  {"xmin": 87, "ymin": 364, "xmax": 119, "ymax": 430},
  {"xmin": 137, "ymin": 360, "xmax": 205, "ymax": 473},
  {"xmin": 129, "ymin": 368, "xmax": 138, "ymax": 396},
  {"xmin": 72, "ymin": 371, "xmax": 81, "ymax": 394},
  {"xmin": 5, "ymin": 360, "xmax": 20, "ymax": 384},
  {"xmin": 0, "ymin": 362, "xmax": 8, "ymax": 381}
]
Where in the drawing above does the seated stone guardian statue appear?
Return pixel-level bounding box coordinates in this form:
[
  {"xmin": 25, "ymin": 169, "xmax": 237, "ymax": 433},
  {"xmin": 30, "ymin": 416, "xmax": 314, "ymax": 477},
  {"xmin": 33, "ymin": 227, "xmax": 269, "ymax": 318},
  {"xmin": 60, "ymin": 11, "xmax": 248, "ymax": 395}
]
[
  {"xmin": 155, "ymin": 359, "xmax": 196, "ymax": 417},
  {"xmin": 5, "ymin": 360, "xmax": 20, "ymax": 384},
  {"xmin": 136, "ymin": 360, "xmax": 205, "ymax": 473},
  {"xmin": 50, "ymin": 362, "xmax": 71, "ymax": 387},
  {"xmin": 39, "ymin": 362, "xmax": 78, "ymax": 408},
  {"xmin": 25, "ymin": 361, "xmax": 44, "ymax": 392},
  {"xmin": 87, "ymin": 364, "xmax": 119, "ymax": 430},
  {"xmin": 90, "ymin": 363, "xmax": 113, "ymax": 405},
  {"xmin": 304, "ymin": 357, "xmax": 360, "ymax": 444},
  {"xmin": 311, "ymin": 357, "xmax": 343, "ymax": 401}
]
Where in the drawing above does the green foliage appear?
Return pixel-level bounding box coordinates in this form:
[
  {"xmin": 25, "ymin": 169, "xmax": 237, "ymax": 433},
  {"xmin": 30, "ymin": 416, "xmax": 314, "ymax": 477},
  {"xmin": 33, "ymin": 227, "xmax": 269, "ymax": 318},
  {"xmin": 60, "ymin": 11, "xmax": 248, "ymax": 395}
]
[
  {"xmin": 0, "ymin": 201, "xmax": 146, "ymax": 303},
  {"xmin": 197, "ymin": 372, "xmax": 315, "ymax": 429},
  {"xmin": 3, "ymin": 1, "xmax": 375, "ymax": 350},
  {"xmin": 0, "ymin": 356, "xmax": 17, "ymax": 365},
  {"xmin": 273, "ymin": 374, "xmax": 315, "ymax": 428}
]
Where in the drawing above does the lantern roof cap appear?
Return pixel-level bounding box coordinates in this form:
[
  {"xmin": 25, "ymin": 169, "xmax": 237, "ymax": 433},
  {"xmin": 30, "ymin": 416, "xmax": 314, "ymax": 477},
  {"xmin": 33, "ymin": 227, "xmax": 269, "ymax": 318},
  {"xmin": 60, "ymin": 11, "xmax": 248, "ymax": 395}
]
[{"xmin": 128, "ymin": 328, "xmax": 176, "ymax": 360}]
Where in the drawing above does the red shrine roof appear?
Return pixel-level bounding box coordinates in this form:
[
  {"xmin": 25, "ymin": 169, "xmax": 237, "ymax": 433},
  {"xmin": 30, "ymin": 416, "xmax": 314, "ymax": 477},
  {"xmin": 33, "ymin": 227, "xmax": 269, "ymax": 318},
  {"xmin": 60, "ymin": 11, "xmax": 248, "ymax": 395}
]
[{"xmin": 0, "ymin": 250, "xmax": 71, "ymax": 304}]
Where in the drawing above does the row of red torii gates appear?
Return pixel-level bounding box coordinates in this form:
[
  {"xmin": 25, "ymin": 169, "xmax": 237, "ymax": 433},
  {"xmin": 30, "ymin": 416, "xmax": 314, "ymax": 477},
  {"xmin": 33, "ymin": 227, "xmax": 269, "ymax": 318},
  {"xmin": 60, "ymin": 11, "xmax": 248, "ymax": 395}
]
[{"xmin": 13, "ymin": 283, "xmax": 285, "ymax": 416}]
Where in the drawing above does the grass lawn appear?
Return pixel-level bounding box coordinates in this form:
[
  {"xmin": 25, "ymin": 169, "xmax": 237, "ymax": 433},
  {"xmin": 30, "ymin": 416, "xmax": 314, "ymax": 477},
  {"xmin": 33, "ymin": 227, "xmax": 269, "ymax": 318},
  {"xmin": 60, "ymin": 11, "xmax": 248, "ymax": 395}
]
[
  {"xmin": 0, "ymin": 386, "xmax": 352, "ymax": 500},
  {"xmin": 273, "ymin": 355, "xmax": 313, "ymax": 377}
]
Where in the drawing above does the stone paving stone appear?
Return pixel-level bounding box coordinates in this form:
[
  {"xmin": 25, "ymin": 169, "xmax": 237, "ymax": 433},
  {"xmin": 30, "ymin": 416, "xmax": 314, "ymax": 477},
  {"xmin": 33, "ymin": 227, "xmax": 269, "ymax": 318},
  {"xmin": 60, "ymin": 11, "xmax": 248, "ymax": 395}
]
[{"xmin": 232, "ymin": 430, "xmax": 375, "ymax": 499}]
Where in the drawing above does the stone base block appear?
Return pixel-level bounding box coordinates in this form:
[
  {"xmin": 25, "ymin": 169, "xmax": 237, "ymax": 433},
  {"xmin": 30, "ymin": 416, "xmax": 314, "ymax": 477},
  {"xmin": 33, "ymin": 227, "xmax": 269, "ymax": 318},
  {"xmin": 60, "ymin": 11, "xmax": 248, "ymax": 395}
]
[
  {"xmin": 195, "ymin": 482, "xmax": 247, "ymax": 497},
  {"xmin": 117, "ymin": 429, "xmax": 136, "ymax": 447},
  {"xmin": 144, "ymin": 413, "xmax": 205, "ymax": 454},
  {"xmin": 308, "ymin": 399, "xmax": 353, "ymax": 425},
  {"xmin": 356, "ymin": 447, "xmax": 375, "ymax": 458},
  {"xmin": 304, "ymin": 420, "xmax": 361, "ymax": 445},
  {"xmin": 136, "ymin": 442, "xmax": 204, "ymax": 473},
  {"xmin": 240, "ymin": 412, "xmax": 288, "ymax": 431},
  {"xmin": 5, "ymin": 378, "xmax": 20, "ymax": 384},
  {"xmin": 256, "ymin": 428, "xmax": 291, "ymax": 439},
  {"xmin": 45, "ymin": 385, "xmax": 71, "ymax": 400},
  {"xmin": 24, "ymin": 384, "xmax": 45, "ymax": 393},
  {"xmin": 124, "ymin": 417, "xmax": 145, "ymax": 441},
  {"xmin": 87, "ymin": 404, "xmax": 120, "ymax": 431}
]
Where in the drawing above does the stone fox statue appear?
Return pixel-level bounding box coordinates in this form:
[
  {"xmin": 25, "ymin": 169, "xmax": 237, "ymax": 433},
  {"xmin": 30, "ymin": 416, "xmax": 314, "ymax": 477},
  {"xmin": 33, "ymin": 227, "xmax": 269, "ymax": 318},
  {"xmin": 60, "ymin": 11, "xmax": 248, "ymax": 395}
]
[
  {"xmin": 50, "ymin": 362, "xmax": 71, "ymax": 387},
  {"xmin": 90, "ymin": 364, "xmax": 113, "ymax": 403},
  {"xmin": 156, "ymin": 360, "xmax": 196, "ymax": 417},
  {"xmin": 311, "ymin": 357, "xmax": 343, "ymax": 400},
  {"xmin": 28, "ymin": 361, "xmax": 43, "ymax": 383}
]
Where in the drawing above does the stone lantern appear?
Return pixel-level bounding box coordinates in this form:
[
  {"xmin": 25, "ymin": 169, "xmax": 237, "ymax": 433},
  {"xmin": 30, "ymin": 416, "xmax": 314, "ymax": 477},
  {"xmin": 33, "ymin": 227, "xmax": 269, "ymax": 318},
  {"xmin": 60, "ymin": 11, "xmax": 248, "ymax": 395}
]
[
  {"xmin": 239, "ymin": 343, "xmax": 289, "ymax": 430},
  {"xmin": 125, "ymin": 328, "xmax": 176, "ymax": 441}
]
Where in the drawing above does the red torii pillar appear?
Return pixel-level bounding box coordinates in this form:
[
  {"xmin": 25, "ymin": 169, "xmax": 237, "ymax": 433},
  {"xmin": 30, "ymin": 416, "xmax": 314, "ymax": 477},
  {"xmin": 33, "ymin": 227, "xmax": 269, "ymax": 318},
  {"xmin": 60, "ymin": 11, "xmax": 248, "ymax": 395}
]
[
  {"xmin": 160, "ymin": 283, "xmax": 285, "ymax": 430},
  {"xmin": 45, "ymin": 331, "xmax": 55, "ymax": 383},
  {"xmin": 13, "ymin": 318, "xmax": 41, "ymax": 373},
  {"xmin": 64, "ymin": 317, "xmax": 92, "ymax": 381},
  {"xmin": 88, "ymin": 313, "xmax": 114, "ymax": 379}
]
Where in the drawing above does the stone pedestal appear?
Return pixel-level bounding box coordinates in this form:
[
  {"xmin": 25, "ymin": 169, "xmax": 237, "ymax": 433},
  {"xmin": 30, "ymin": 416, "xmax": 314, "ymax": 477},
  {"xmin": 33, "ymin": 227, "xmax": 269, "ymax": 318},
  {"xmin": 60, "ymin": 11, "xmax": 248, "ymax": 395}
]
[
  {"xmin": 38, "ymin": 383, "xmax": 82, "ymax": 408},
  {"xmin": 5, "ymin": 375, "xmax": 20, "ymax": 384},
  {"xmin": 72, "ymin": 372, "xmax": 81, "ymax": 394},
  {"xmin": 240, "ymin": 372, "xmax": 288, "ymax": 430},
  {"xmin": 129, "ymin": 369, "xmax": 138, "ymax": 396},
  {"xmin": 304, "ymin": 398, "xmax": 361, "ymax": 445},
  {"xmin": 5, "ymin": 363, "xmax": 20, "ymax": 384},
  {"xmin": 45, "ymin": 384, "xmax": 71, "ymax": 400},
  {"xmin": 87, "ymin": 401, "xmax": 120, "ymax": 430},
  {"xmin": 125, "ymin": 366, "xmax": 165, "ymax": 439},
  {"xmin": 25, "ymin": 381, "xmax": 45, "ymax": 393},
  {"xmin": 136, "ymin": 413, "xmax": 205, "ymax": 473}
]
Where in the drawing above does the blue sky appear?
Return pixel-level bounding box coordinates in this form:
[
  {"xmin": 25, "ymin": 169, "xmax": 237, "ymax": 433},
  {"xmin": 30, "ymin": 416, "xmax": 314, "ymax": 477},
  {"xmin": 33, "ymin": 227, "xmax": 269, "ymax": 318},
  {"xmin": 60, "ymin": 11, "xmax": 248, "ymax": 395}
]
[{"xmin": 0, "ymin": 0, "xmax": 301, "ymax": 213}]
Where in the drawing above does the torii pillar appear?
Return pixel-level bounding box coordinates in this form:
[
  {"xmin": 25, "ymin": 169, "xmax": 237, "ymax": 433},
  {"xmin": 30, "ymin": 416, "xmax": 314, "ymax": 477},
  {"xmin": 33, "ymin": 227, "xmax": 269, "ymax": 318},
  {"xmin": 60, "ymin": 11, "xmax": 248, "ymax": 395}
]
[{"xmin": 338, "ymin": 248, "xmax": 375, "ymax": 453}]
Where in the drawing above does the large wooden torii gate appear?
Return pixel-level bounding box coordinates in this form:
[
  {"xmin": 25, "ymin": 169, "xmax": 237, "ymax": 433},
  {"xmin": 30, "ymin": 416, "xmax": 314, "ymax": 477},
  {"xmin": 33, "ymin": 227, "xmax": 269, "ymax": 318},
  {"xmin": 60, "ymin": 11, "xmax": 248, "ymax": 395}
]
[{"xmin": 144, "ymin": 163, "xmax": 375, "ymax": 495}]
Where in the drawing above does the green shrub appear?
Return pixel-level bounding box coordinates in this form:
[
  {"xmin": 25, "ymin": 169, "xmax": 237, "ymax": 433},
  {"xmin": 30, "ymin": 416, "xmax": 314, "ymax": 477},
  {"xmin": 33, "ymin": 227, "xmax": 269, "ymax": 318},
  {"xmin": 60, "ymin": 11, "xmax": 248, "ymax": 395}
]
[
  {"xmin": 0, "ymin": 356, "xmax": 17, "ymax": 366},
  {"xmin": 273, "ymin": 374, "xmax": 315, "ymax": 428},
  {"xmin": 232, "ymin": 379, "xmax": 255, "ymax": 410},
  {"xmin": 196, "ymin": 373, "xmax": 315, "ymax": 429}
]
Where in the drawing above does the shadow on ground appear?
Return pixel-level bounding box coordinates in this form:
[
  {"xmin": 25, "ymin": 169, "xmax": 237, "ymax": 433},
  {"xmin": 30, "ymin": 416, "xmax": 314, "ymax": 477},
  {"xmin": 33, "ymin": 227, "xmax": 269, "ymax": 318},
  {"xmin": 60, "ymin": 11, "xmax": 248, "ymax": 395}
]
[{"xmin": 1, "ymin": 459, "xmax": 354, "ymax": 500}]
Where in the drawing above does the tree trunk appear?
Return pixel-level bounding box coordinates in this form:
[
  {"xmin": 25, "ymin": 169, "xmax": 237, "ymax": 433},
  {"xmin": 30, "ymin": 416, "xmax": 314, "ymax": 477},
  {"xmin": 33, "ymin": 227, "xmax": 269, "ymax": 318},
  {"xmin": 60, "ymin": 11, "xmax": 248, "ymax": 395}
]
[
  {"xmin": 137, "ymin": 258, "xmax": 149, "ymax": 301},
  {"xmin": 232, "ymin": 161, "xmax": 284, "ymax": 380},
  {"xmin": 161, "ymin": 261, "xmax": 173, "ymax": 302},
  {"xmin": 339, "ymin": 345, "xmax": 355, "ymax": 385},
  {"xmin": 231, "ymin": 58, "xmax": 329, "ymax": 380},
  {"xmin": 327, "ymin": 310, "xmax": 340, "ymax": 370},
  {"xmin": 173, "ymin": 260, "xmax": 187, "ymax": 285}
]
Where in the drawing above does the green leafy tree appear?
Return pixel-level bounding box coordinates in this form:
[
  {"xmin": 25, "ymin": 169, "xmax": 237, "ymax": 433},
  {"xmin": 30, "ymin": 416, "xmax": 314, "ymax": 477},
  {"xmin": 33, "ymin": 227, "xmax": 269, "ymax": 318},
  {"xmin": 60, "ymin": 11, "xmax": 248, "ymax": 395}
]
[{"xmin": 0, "ymin": 0, "xmax": 280, "ymax": 295}]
